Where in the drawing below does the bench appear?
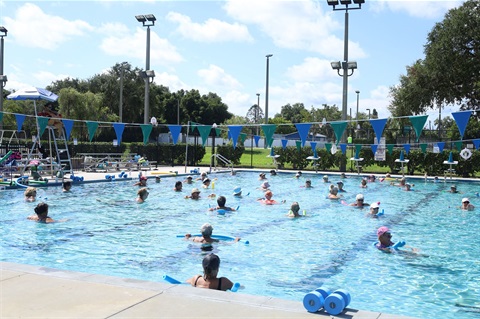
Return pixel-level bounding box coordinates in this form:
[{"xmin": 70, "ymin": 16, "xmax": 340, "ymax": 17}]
[{"xmin": 77, "ymin": 153, "xmax": 156, "ymax": 172}]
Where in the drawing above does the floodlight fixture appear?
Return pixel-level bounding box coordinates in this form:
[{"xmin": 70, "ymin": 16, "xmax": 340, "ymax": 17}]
[
  {"xmin": 135, "ymin": 15, "xmax": 146, "ymax": 23},
  {"xmin": 145, "ymin": 14, "xmax": 156, "ymax": 22},
  {"xmin": 347, "ymin": 61, "xmax": 358, "ymax": 69},
  {"xmin": 327, "ymin": 0, "xmax": 339, "ymax": 5},
  {"xmin": 339, "ymin": 0, "xmax": 352, "ymax": 5},
  {"xmin": 0, "ymin": 75, "xmax": 7, "ymax": 82},
  {"xmin": 145, "ymin": 70, "xmax": 155, "ymax": 78},
  {"xmin": 330, "ymin": 61, "xmax": 341, "ymax": 70}
]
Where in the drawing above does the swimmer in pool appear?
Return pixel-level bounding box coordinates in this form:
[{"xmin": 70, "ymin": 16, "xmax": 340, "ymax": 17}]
[
  {"xmin": 173, "ymin": 181, "xmax": 183, "ymax": 192},
  {"xmin": 304, "ymin": 179, "xmax": 313, "ymax": 188},
  {"xmin": 62, "ymin": 181, "xmax": 72, "ymax": 192},
  {"xmin": 360, "ymin": 178, "xmax": 368, "ymax": 188},
  {"xmin": 209, "ymin": 196, "xmax": 236, "ymax": 212},
  {"xmin": 259, "ymin": 181, "xmax": 270, "ymax": 191},
  {"xmin": 257, "ymin": 190, "xmax": 284, "ymax": 205},
  {"xmin": 375, "ymin": 226, "xmax": 418, "ymax": 253},
  {"xmin": 185, "ymin": 223, "xmax": 240, "ymax": 243},
  {"xmin": 133, "ymin": 175, "xmax": 147, "ymax": 187},
  {"xmin": 337, "ymin": 181, "xmax": 346, "ymax": 192},
  {"xmin": 322, "ymin": 175, "xmax": 329, "ymax": 183},
  {"xmin": 287, "ymin": 202, "xmax": 304, "ymax": 218},
  {"xmin": 460, "ymin": 198, "xmax": 475, "ymax": 211},
  {"xmin": 184, "ymin": 176, "xmax": 194, "ymax": 184},
  {"xmin": 186, "ymin": 253, "xmax": 235, "ymax": 291},
  {"xmin": 202, "ymin": 178, "xmax": 211, "ymax": 189},
  {"xmin": 367, "ymin": 202, "xmax": 381, "ymax": 218},
  {"xmin": 27, "ymin": 202, "xmax": 56, "ymax": 223},
  {"xmin": 259, "ymin": 172, "xmax": 267, "ymax": 180},
  {"xmin": 185, "ymin": 188, "xmax": 201, "ymax": 200},
  {"xmin": 448, "ymin": 185, "xmax": 459, "ymax": 193},
  {"xmin": 328, "ymin": 186, "xmax": 341, "ymax": 200},
  {"xmin": 24, "ymin": 187, "xmax": 37, "ymax": 202},
  {"xmin": 136, "ymin": 187, "xmax": 149, "ymax": 203},
  {"xmin": 349, "ymin": 194, "xmax": 369, "ymax": 207}
]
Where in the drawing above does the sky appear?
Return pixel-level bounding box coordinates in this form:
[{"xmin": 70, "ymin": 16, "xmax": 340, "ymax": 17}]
[{"xmin": 0, "ymin": 0, "xmax": 465, "ymax": 127}]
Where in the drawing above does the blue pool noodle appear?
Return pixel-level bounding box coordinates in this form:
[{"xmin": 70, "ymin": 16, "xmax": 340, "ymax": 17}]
[{"xmin": 163, "ymin": 275, "xmax": 182, "ymax": 284}]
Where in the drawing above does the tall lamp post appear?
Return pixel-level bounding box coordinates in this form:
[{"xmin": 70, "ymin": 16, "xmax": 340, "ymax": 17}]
[
  {"xmin": 211, "ymin": 123, "xmax": 217, "ymax": 170},
  {"xmin": 355, "ymin": 90, "xmax": 360, "ymax": 138},
  {"xmin": 265, "ymin": 54, "xmax": 273, "ymax": 125},
  {"xmin": 256, "ymin": 93, "xmax": 260, "ymax": 135},
  {"xmin": 135, "ymin": 14, "xmax": 156, "ymax": 124},
  {"xmin": 118, "ymin": 62, "xmax": 127, "ymax": 123},
  {"xmin": 327, "ymin": 0, "xmax": 364, "ymax": 172},
  {"xmin": 0, "ymin": 26, "xmax": 7, "ymax": 131},
  {"xmin": 366, "ymin": 108, "xmax": 371, "ymax": 140}
]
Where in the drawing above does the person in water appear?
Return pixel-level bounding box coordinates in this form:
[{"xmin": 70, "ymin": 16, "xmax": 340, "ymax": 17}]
[
  {"xmin": 186, "ymin": 253, "xmax": 235, "ymax": 291},
  {"xmin": 287, "ymin": 202, "xmax": 304, "ymax": 218},
  {"xmin": 24, "ymin": 187, "xmax": 38, "ymax": 202},
  {"xmin": 136, "ymin": 187, "xmax": 149, "ymax": 203},
  {"xmin": 209, "ymin": 196, "xmax": 236, "ymax": 211},
  {"xmin": 184, "ymin": 223, "xmax": 240, "ymax": 243},
  {"xmin": 28, "ymin": 202, "xmax": 55, "ymax": 223}
]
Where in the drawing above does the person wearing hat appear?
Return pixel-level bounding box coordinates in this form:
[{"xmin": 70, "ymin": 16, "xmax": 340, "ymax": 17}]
[
  {"xmin": 183, "ymin": 176, "xmax": 194, "ymax": 184},
  {"xmin": 257, "ymin": 190, "xmax": 284, "ymax": 205},
  {"xmin": 133, "ymin": 175, "xmax": 147, "ymax": 187},
  {"xmin": 185, "ymin": 188, "xmax": 201, "ymax": 200},
  {"xmin": 185, "ymin": 223, "xmax": 240, "ymax": 243},
  {"xmin": 259, "ymin": 181, "xmax": 270, "ymax": 191},
  {"xmin": 337, "ymin": 181, "xmax": 346, "ymax": 192},
  {"xmin": 259, "ymin": 172, "xmax": 267, "ymax": 180},
  {"xmin": 186, "ymin": 253, "xmax": 235, "ymax": 291},
  {"xmin": 460, "ymin": 198, "xmax": 475, "ymax": 211},
  {"xmin": 448, "ymin": 185, "xmax": 459, "ymax": 193},
  {"xmin": 202, "ymin": 178, "xmax": 211, "ymax": 189},
  {"xmin": 322, "ymin": 175, "xmax": 329, "ymax": 183},
  {"xmin": 304, "ymin": 179, "xmax": 313, "ymax": 188},
  {"xmin": 233, "ymin": 187, "xmax": 243, "ymax": 197},
  {"xmin": 349, "ymin": 194, "xmax": 369, "ymax": 207},
  {"xmin": 375, "ymin": 226, "xmax": 395, "ymax": 252},
  {"xmin": 367, "ymin": 202, "xmax": 381, "ymax": 218}
]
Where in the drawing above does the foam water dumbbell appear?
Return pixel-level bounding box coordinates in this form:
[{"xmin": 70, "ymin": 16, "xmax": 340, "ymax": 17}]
[{"xmin": 324, "ymin": 289, "xmax": 351, "ymax": 316}]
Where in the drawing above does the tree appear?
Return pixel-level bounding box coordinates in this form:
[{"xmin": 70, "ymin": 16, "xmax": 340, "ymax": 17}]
[
  {"xmin": 389, "ymin": 0, "xmax": 480, "ymax": 115},
  {"xmin": 245, "ymin": 104, "xmax": 264, "ymax": 125},
  {"xmin": 277, "ymin": 103, "xmax": 309, "ymax": 124}
]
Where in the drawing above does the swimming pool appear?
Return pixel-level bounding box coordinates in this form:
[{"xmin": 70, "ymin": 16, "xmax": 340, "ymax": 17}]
[{"xmin": 1, "ymin": 171, "xmax": 479, "ymax": 319}]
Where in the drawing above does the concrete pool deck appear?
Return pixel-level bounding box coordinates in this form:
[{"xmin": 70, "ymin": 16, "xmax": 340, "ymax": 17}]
[{"xmin": 1, "ymin": 166, "xmax": 427, "ymax": 319}]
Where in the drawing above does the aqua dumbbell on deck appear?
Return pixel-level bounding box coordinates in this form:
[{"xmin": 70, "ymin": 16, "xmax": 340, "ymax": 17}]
[
  {"xmin": 324, "ymin": 289, "xmax": 351, "ymax": 315},
  {"xmin": 302, "ymin": 287, "xmax": 330, "ymax": 312}
]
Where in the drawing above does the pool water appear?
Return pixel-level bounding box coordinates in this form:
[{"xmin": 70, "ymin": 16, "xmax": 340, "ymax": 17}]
[{"xmin": 1, "ymin": 171, "xmax": 480, "ymax": 319}]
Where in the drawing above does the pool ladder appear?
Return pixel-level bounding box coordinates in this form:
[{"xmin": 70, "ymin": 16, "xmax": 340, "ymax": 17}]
[{"xmin": 210, "ymin": 153, "xmax": 233, "ymax": 174}]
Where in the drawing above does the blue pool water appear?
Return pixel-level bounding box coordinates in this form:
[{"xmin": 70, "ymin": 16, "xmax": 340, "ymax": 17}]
[{"xmin": 1, "ymin": 171, "xmax": 480, "ymax": 319}]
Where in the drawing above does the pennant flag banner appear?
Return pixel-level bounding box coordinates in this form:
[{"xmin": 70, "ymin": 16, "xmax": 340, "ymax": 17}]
[
  {"xmin": 15, "ymin": 114, "xmax": 26, "ymax": 132},
  {"xmin": 37, "ymin": 117, "xmax": 49, "ymax": 137},
  {"xmin": 228, "ymin": 125, "xmax": 243, "ymax": 149},
  {"xmin": 448, "ymin": 152, "xmax": 454, "ymax": 163},
  {"xmin": 437, "ymin": 142, "xmax": 445, "ymax": 152},
  {"xmin": 261, "ymin": 124, "xmax": 277, "ymax": 147},
  {"xmin": 281, "ymin": 139, "xmax": 288, "ymax": 150},
  {"xmin": 325, "ymin": 143, "xmax": 332, "ymax": 153},
  {"xmin": 295, "ymin": 123, "xmax": 311, "ymax": 147},
  {"xmin": 340, "ymin": 143, "xmax": 347, "ymax": 154},
  {"xmin": 386, "ymin": 144, "xmax": 394, "ymax": 155},
  {"xmin": 409, "ymin": 115, "xmax": 428, "ymax": 142},
  {"xmin": 310, "ymin": 142, "xmax": 318, "ymax": 158},
  {"xmin": 330, "ymin": 121, "xmax": 347, "ymax": 145},
  {"xmin": 370, "ymin": 118, "xmax": 388, "ymax": 144},
  {"xmin": 254, "ymin": 135, "xmax": 261, "ymax": 147},
  {"xmin": 86, "ymin": 121, "xmax": 98, "ymax": 142},
  {"xmin": 295, "ymin": 140, "xmax": 302, "ymax": 152},
  {"xmin": 403, "ymin": 144, "xmax": 411, "ymax": 155},
  {"xmin": 473, "ymin": 139, "xmax": 480, "ymax": 150},
  {"xmin": 113, "ymin": 123, "xmax": 125, "ymax": 145},
  {"xmin": 451, "ymin": 110, "xmax": 472, "ymax": 139},
  {"xmin": 196, "ymin": 125, "xmax": 212, "ymax": 146},
  {"xmin": 140, "ymin": 124, "xmax": 153, "ymax": 145},
  {"xmin": 62, "ymin": 119, "xmax": 74, "ymax": 140},
  {"xmin": 240, "ymin": 133, "xmax": 247, "ymax": 143},
  {"xmin": 454, "ymin": 141, "xmax": 463, "ymax": 151},
  {"xmin": 420, "ymin": 143, "xmax": 427, "ymax": 153},
  {"xmin": 168, "ymin": 125, "xmax": 182, "ymax": 145},
  {"xmin": 371, "ymin": 144, "xmax": 378, "ymax": 155},
  {"xmin": 355, "ymin": 144, "xmax": 362, "ymax": 159},
  {"xmin": 215, "ymin": 128, "xmax": 221, "ymax": 137},
  {"xmin": 400, "ymin": 150, "xmax": 405, "ymax": 161},
  {"xmin": 0, "ymin": 112, "xmax": 3, "ymax": 122}
]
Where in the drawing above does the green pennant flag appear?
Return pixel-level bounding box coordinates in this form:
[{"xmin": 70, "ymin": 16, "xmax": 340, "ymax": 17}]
[
  {"xmin": 197, "ymin": 125, "xmax": 212, "ymax": 146},
  {"xmin": 409, "ymin": 115, "xmax": 428, "ymax": 142},
  {"xmin": 140, "ymin": 124, "xmax": 153, "ymax": 145},
  {"xmin": 86, "ymin": 121, "xmax": 99, "ymax": 142},
  {"xmin": 0, "ymin": 112, "xmax": 3, "ymax": 123},
  {"xmin": 37, "ymin": 117, "xmax": 50, "ymax": 137},
  {"xmin": 325, "ymin": 143, "xmax": 332, "ymax": 152},
  {"xmin": 240, "ymin": 133, "xmax": 247, "ymax": 143},
  {"xmin": 190, "ymin": 123, "xmax": 197, "ymax": 133},
  {"xmin": 355, "ymin": 144, "xmax": 362, "ymax": 158},
  {"xmin": 330, "ymin": 121, "xmax": 347, "ymax": 145},
  {"xmin": 420, "ymin": 143, "xmax": 427, "ymax": 153},
  {"xmin": 295, "ymin": 140, "xmax": 302, "ymax": 152},
  {"xmin": 386, "ymin": 144, "xmax": 394, "ymax": 154},
  {"xmin": 215, "ymin": 128, "xmax": 221, "ymax": 137},
  {"xmin": 261, "ymin": 124, "xmax": 277, "ymax": 148},
  {"xmin": 454, "ymin": 141, "xmax": 463, "ymax": 151}
]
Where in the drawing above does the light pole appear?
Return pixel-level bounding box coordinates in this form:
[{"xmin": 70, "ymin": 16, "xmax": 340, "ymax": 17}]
[
  {"xmin": 355, "ymin": 90, "xmax": 360, "ymax": 138},
  {"xmin": 327, "ymin": 0, "xmax": 364, "ymax": 172},
  {"xmin": 211, "ymin": 123, "xmax": 217, "ymax": 169},
  {"xmin": 0, "ymin": 26, "xmax": 7, "ymax": 131},
  {"xmin": 135, "ymin": 14, "xmax": 156, "ymax": 124},
  {"xmin": 177, "ymin": 98, "xmax": 180, "ymax": 125},
  {"xmin": 366, "ymin": 108, "xmax": 371, "ymax": 140},
  {"xmin": 256, "ymin": 93, "xmax": 260, "ymax": 135},
  {"xmin": 265, "ymin": 54, "xmax": 273, "ymax": 125},
  {"xmin": 118, "ymin": 62, "xmax": 127, "ymax": 123}
]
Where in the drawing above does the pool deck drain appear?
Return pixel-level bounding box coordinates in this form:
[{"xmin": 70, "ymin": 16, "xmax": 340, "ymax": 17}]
[{"xmin": 2, "ymin": 166, "xmax": 444, "ymax": 319}]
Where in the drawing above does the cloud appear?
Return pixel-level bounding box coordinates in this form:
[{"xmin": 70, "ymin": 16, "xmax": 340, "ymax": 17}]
[
  {"xmin": 373, "ymin": 0, "xmax": 462, "ymax": 19},
  {"xmin": 154, "ymin": 71, "xmax": 189, "ymax": 92},
  {"xmin": 223, "ymin": 0, "xmax": 366, "ymax": 58},
  {"xmin": 286, "ymin": 57, "xmax": 340, "ymax": 82},
  {"xmin": 100, "ymin": 27, "xmax": 183, "ymax": 67},
  {"xmin": 166, "ymin": 11, "xmax": 253, "ymax": 43},
  {"xmin": 197, "ymin": 64, "xmax": 242, "ymax": 90},
  {"xmin": 4, "ymin": 3, "xmax": 94, "ymax": 50}
]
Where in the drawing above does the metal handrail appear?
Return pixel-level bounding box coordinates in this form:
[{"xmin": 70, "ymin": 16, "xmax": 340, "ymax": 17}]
[{"xmin": 210, "ymin": 153, "xmax": 233, "ymax": 173}]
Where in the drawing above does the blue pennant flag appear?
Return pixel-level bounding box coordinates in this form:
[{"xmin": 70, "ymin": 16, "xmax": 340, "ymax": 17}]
[
  {"xmin": 295, "ymin": 123, "xmax": 311, "ymax": 147},
  {"xmin": 371, "ymin": 144, "xmax": 378, "ymax": 155},
  {"xmin": 254, "ymin": 135, "xmax": 261, "ymax": 147},
  {"xmin": 15, "ymin": 114, "xmax": 26, "ymax": 132},
  {"xmin": 281, "ymin": 139, "xmax": 288, "ymax": 149},
  {"xmin": 168, "ymin": 125, "xmax": 182, "ymax": 145},
  {"xmin": 113, "ymin": 123, "xmax": 125, "ymax": 145},
  {"xmin": 451, "ymin": 110, "xmax": 472, "ymax": 140},
  {"xmin": 403, "ymin": 144, "xmax": 411, "ymax": 155},
  {"xmin": 228, "ymin": 125, "xmax": 243, "ymax": 149},
  {"xmin": 62, "ymin": 119, "xmax": 74, "ymax": 140},
  {"xmin": 436, "ymin": 142, "xmax": 445, "ymax": 152},
  {"xmin": 340, "ymin": 143, "xmax": 347, "ymax": 154}
]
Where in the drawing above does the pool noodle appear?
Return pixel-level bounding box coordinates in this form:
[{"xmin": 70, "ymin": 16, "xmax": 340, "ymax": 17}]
[{"xmin": 163, "ymin": 275, "xmax": 182, "ymax": 284}]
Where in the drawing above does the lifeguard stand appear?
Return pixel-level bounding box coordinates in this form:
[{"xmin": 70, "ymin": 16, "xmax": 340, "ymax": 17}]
[
  {"xmin": 443, "ymin": 152, "xmax": 458, "ymax": 180},
  {"xmin": 395, "ymin": 150, "xmax": 409, "ymax": 177}
]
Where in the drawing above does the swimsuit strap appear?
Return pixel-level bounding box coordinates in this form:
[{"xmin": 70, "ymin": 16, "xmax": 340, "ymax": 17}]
[
  {"xmin": 218, "ymin": 277, "xmax": 222, "ymax": 290},
  {"xmin": 194, "ymin": 275, "xmax": 202, "ymax": 287}
]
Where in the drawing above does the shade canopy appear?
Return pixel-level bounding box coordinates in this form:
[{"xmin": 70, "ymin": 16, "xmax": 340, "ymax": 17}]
[{"xmin": 7, "ymin": 87, "xmax": 58, "ymax": 102}]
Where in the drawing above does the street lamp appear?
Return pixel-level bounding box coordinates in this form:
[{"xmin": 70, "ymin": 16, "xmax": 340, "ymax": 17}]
[
  {"xmin": 135, "ymin": 14, "xmax": 156, "ymax": 124},
  {"xmin": 211, "ymin": 123, "xmax": 217, "ymax": 169},
  {"xmin": 0, "ymin": 26, "xmax": 7, "ymax": 130},
  {"xmin": 327, "ymin": 0, "xmax": 364, "ymax": 172},
  {"xmin": 256, "ymin": 93, "xmax": 260, "ymax": 135},
  {"xmin": 366, "ymin": 108, "xmax": 371, "ymax": 140},
  {"xmin": 355, "ymin": 90, "xmax": 360, "ymax": 137},
  {"xmin": 265, "ymin": 54, "xmax": 273, "ymax": 125},
  {"xmin": 118, "ymin": 62, "xmax": 128, "ymax": 123}
]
